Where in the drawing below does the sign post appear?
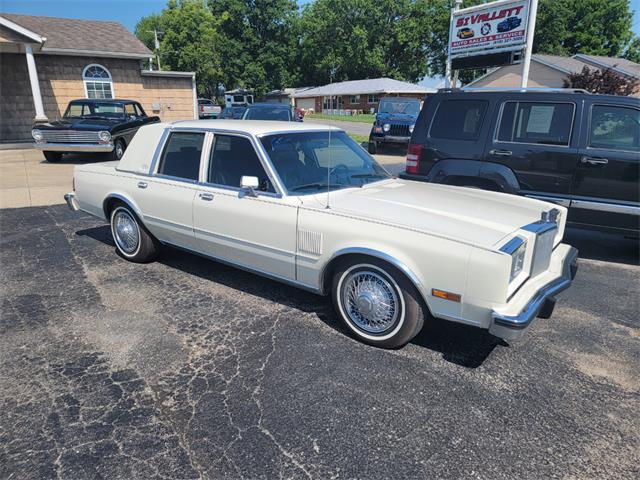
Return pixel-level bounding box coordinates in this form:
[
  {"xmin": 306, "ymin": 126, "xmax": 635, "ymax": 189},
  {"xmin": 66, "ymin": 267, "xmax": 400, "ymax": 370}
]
[
  {"xmin": 446, "ymin": 0, "xmax": 463, "ymax": 88},
  {"xmin": 519, "ymin": 0, "xmax": 538, "ymax": 88},
  {"xmin": 447, "ymin": 0, "xmax": 536, "ymax": 85}
]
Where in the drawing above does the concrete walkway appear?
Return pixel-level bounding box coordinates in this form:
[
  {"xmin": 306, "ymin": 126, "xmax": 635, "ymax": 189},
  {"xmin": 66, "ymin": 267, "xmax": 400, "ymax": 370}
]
[{"xmin": 0, "ymin": 148, "xmax": 77, "ymax": 209}]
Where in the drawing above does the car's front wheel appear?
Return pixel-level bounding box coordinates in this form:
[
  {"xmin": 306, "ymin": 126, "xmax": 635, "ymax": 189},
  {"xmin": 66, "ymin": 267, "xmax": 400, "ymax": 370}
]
[
  {"xmin": 43, "ymin": 151, "xmax": 63, "ymax": 163},
  {"xmin": 368, "ymin": 141, "xmax": 378, "ymax": 154},
  {"xmin": 109, "ymin": 204, "xmax": 159, "ymax": 263},
  {"xmin": 332, "ymin": 257, "xmax": 425, "ymax": 348},
  {"xmin": 108, "ymin": 138, "xmax": 126, "ymax": 161}
]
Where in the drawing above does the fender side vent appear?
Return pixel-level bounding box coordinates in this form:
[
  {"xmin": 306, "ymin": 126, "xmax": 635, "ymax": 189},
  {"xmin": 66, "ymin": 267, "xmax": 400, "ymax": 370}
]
[{"xmin": 297, "ymin": 230, "xmax": 322, "ymax": 256}]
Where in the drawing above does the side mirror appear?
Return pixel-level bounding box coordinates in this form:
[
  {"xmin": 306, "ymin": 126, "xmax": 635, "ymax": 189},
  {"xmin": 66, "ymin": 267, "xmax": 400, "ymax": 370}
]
[{"xmin": 240, "ymin": 175, "xmax": 259, "ymax": 197}]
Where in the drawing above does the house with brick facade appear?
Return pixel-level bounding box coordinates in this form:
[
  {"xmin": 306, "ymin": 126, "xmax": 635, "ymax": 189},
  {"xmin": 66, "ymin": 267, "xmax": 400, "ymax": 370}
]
[
  {"xmin": 292, "ymin": 77, "xmax": 435, "ymax": 113},
  {"xmin": 0, "ymin": 13, "xmax": 197, "ymax": 143}
]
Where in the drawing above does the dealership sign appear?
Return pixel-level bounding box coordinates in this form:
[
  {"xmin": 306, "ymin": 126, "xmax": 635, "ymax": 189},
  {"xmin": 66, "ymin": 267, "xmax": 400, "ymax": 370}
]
[{"xmin": 449, "ymin": 0, "xmax": 530, "ymax": 59}]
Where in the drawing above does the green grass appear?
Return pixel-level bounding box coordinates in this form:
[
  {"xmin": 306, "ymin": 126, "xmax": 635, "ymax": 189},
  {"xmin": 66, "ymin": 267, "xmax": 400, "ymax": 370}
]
[
  {"xmin": 347, "ymin": 133, "xmax": 370, "ymax": 144},
  {"xmin": 306, "ymin": 113, "xmax": 375, "ymax": 124}
]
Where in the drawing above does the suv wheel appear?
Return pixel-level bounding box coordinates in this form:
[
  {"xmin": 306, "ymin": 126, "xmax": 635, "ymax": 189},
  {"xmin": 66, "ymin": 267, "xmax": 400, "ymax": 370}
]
[{"xmin": 368, "ymin": 141, "xmax": 378, "ymax": 155}]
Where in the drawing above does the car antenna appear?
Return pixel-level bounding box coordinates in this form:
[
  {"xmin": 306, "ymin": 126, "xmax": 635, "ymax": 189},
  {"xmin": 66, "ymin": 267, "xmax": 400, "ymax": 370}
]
[{"xmin": 326, "ymin": 128, "xmax": 331, "ymax": 209}]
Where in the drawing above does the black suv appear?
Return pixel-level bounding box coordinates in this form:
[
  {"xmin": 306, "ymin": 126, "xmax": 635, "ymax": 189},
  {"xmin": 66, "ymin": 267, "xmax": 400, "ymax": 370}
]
[{"xmin": 400, "ymin": 89, "xmax": 639, "ymax": 235}]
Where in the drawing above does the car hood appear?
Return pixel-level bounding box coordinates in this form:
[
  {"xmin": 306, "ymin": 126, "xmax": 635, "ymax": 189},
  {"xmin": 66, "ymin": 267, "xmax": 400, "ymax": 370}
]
[
  {"xmin": 37, "ymin": 118, "xmax": 121, "ymax": 131},
  {"xmin": 305, "ymin": 179, "xmax": 552, "ymax": 249}
]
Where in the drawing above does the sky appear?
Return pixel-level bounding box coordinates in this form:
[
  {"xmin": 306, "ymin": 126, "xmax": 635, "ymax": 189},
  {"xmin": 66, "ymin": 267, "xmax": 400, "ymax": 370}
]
[{"xmin": 1, "ymin": 0, "xmax": 638, "ymax": 36}]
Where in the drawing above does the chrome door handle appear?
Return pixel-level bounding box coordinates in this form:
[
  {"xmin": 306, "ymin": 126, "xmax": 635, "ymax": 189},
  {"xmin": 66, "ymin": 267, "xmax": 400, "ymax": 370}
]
[
  {"xmin": 580, "ymin": 156, "xmax": 608, "ymax": 166},
  {"xmin": 489, "ymin": 149, "xmax": 512, "ymax": 156},
  {"xmin": 199, "ymin": 192, "xmax": 214, "ymax": 201},
  {"xmin": 137, "ymin": 181, "xmax": 148, "ymax": 189}
]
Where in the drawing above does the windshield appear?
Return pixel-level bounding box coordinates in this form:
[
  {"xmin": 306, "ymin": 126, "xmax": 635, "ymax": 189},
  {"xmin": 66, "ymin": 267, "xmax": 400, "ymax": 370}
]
[
  {"xmin": 378, "ymin": 100, "xmax": 420, "ymax": 115},
  {"xmin": 64, "ymin": 102, "xmax": 124, "ymax": 119},
  {"xmin": 260, "ymin": 131, "xmax": 390, "ymax": 194},
  {"xmin": 245, "ymin": 107, "xmax": 292, "ymax": 121}
]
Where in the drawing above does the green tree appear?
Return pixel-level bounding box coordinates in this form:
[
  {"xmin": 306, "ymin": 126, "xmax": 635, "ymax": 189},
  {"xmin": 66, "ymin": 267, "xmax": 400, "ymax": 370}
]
[
  {"xmin": 207, "ymin": 0, "xmax": 300, "ymax": 96},
  {"xmin": 533, "ymin": 0, "xmax": 637, "ymax": 58},
  {"xmin": 135, "ymin": 0, "xmax": 225, "ymax": 98},
  {"xmin": 298, "ymin": 0, "xmax": 449, "ymax": 86}
]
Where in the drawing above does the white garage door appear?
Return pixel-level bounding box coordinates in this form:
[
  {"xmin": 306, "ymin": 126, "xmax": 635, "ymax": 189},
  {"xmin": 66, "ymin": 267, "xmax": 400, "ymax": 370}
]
[{"xmin": 296, "ymin": 98, "xmax": 315, "ymax": 110}]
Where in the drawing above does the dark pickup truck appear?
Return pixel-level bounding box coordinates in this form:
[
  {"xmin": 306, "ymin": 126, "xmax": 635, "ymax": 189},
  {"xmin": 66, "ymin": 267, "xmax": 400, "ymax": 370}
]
[
  {"xmin": 400, "ymin": 89, "xmax": 639, "ymax": 235},
  {"xmin": 32, "ymin": 99, "xmax": 159, "ymax": 162}
]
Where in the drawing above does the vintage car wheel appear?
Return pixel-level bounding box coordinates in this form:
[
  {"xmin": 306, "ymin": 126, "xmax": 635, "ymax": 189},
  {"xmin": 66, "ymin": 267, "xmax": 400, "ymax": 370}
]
[
  {"xmin": 109, "ymin": 139, "xmax": 126, "ymax": 161},
  {"xmin": 332, "ymin": 258, "xmax": 425, "ymax": 348},
  {"xmin": 43, "ymin": 151, "xmax": 63, "ymax": 163},
  {"xmin": 109, "ymin": 204, "xmax": 159, "ymax": 263}
]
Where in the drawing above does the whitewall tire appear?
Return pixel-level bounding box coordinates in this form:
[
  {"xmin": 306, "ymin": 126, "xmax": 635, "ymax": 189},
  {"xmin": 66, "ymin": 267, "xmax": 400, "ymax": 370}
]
[
  {"xmin": 109, "ymin": 204, "xmax": 159, "ymax": 263},
  {"xmin": 332, "ymin": 257, "xmax": 425, "ymax": 348}
]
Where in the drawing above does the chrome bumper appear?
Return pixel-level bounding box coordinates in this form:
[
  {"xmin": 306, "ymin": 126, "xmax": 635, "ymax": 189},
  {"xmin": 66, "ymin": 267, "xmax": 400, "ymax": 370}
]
[
  {"xmin": 489, "ymin": 246, "xmax": 578, "ymax": 341},
  {"xmin": 64, "ymin": 192, "xmax": 79, "ymax": 211},
  {"xmin": 34, "ymin": 142, "xmax": 113, "ymax": 152}
]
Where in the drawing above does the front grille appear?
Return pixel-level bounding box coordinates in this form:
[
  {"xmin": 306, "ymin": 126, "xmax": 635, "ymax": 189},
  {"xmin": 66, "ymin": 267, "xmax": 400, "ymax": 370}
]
[
  {"xmin": 530, "ymin": 226, "xmax": 556, "ymax": 277},
  {"xmin": 389, "ymin": 124, "xmax": 410, "ymax": 136},
  {"xmin": 40, "ymin": 130, "xmax": 101, "ymax": 143}
]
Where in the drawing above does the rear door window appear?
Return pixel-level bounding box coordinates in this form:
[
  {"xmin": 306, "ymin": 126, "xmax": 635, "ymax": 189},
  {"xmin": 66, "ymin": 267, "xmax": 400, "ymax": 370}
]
[
  {"xmin": 589, "ymin": 104, "xmax": 639, "ymax": 151},
  {"xmin": 497, "ymin": 102, "xmax": 574, "ymax": 146},
  {"xmin": 429, "ymin": 100, "xmax": 488, "ymax": 140},
  {"xmin": 157, "ymin": 132, "xmax": 204, "ymax": 181}
]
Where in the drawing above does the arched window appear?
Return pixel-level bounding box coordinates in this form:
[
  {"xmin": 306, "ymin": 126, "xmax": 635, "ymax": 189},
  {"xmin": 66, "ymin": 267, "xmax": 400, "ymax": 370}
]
[{"xmin": 83, "ymin": 64, "xmax": 114, "ymax": 99}]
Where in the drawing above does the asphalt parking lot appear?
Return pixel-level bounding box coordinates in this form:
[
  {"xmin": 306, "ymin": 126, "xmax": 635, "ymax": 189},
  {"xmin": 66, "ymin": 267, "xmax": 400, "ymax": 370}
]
[{"xmin": 1, "ymin": 204, "xmax": 638, "ymax": 479}]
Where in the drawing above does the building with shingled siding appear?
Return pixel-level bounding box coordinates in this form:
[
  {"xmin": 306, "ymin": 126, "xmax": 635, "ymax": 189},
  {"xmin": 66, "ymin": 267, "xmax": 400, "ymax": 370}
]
[{"xmin": 0, "ymin": 13, "xmax": 197, "ymax": 143}]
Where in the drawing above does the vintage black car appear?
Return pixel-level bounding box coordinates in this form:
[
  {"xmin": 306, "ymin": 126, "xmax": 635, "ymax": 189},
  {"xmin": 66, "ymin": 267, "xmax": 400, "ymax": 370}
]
[{"xmin": 32, "ymin": 99, "xmax": 159, "ymax": 162}]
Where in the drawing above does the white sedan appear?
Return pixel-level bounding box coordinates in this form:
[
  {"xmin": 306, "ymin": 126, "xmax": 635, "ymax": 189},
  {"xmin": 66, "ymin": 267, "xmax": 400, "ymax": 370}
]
[{"xmin": 64, "ymin": 120, "xmax": 578, "ymax": 348}]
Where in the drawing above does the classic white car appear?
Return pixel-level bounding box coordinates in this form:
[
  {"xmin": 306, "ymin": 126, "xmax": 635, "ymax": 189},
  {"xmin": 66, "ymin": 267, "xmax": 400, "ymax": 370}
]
[{"xmin": 64, "ymin": 120, "xmax": 578, "ymax": 348}]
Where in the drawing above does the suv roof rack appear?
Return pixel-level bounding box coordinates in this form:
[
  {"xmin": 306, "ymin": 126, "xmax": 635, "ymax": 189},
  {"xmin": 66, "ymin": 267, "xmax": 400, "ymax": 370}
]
[{"xmin": 438, "ymin": 87, "xmax": 591, "ymax": 94}]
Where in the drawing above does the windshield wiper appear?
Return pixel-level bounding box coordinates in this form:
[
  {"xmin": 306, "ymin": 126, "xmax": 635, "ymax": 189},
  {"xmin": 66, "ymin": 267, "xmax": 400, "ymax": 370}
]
[
  {"xmin": 349, "ymin": 173, "xmax": 387, "ymax": 179},
  {"xmin": 290, "ymin": 182, "xmax": 330, "ymax": 191},
  {"xmin": 290, "ymin": 182, "xmax": 346, "ymax": 192}
]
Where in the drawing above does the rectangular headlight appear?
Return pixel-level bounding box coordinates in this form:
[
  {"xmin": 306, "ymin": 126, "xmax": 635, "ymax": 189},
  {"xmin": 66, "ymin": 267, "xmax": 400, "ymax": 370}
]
[{"xmin": 501, "ymin": 237, "xmax": 527, "ymax": 282}]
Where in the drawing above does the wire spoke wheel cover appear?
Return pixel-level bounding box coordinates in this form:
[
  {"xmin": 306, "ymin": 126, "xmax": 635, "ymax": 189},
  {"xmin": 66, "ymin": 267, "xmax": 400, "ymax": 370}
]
[
  {"xmin": 113, "ymin": 209, "xmax": 140, "ymax": 254},
  {"xmin": 341, "ymin": 268, "xmax": 400, "ymax": 334}
]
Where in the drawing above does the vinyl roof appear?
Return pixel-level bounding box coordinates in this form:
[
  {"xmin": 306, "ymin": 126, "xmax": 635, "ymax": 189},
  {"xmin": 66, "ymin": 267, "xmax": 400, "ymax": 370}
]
[
  {"xmin": 292, "ymin": 77, "xmax": 435, "ymax": 98},
  {"xmin": 0, "ymin": 13, "xmax": 152, "ymax": 57},
  {"xmin": 169, "ymin": 119, "xmax": 342, "ymax": 135}
]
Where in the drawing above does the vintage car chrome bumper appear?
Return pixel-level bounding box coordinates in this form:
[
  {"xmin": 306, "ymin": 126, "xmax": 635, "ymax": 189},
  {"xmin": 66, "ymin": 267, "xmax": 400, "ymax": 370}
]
[
  {"xmin": 34, "ymin": 142, "xmax": 114, "ymax": 152},
  {"xmin": 489, "ymin": 245, "xmax": 578, "ymax": 341},
  {"xmin": 64, "ymin": 192, "xmax": 79, "ymax": 211}
]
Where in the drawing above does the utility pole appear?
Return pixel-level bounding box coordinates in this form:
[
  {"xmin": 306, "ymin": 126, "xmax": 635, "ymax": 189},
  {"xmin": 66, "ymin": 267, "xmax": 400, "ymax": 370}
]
[
  {"xmin": 520, "ymin": 0, "xmax": 539, "ymax": 88},
  {"xmin": 446, "ymin": 0, "xmax": 463, "ymax": 88},
  {"xmin": 147, "ymin": 29, "xmax": 163, "ymax": 70}
]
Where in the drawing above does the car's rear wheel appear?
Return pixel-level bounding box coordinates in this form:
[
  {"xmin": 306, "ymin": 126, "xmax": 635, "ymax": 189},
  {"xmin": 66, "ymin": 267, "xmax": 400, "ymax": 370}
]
[
  {"xmin": 109, "ymin": 204, "xmax": 159, "ymax": 263},
  {"xmin": 332, "ymin": 257, "xmax": 425, "ymax": 348},
  {"xmin": 43, "ymin": 151, "xmax": 63, "ymax": 163}
]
